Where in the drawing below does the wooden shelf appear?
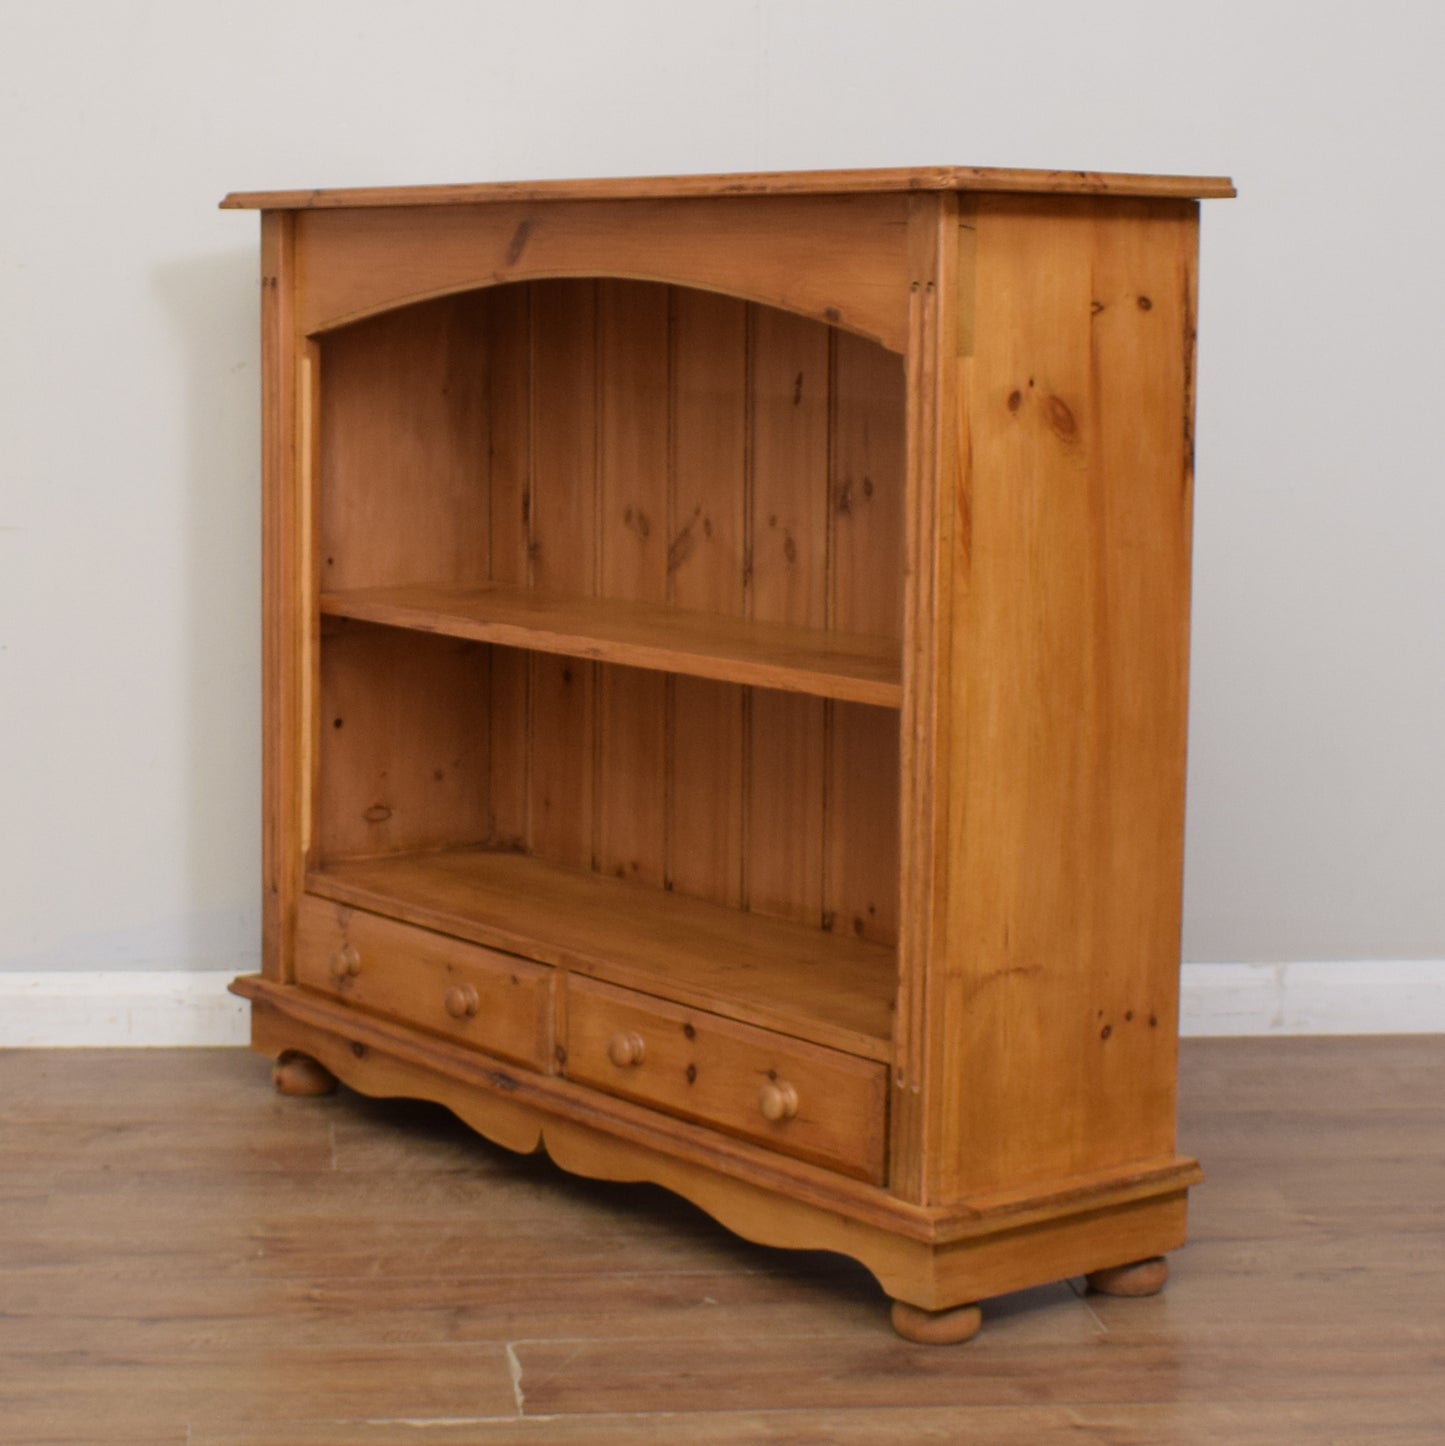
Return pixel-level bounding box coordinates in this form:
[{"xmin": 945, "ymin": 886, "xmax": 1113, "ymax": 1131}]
[
  {"xmin": 320, "ymin": 584, "xmax": 903, "ymax": 707},
  {"xmin": 306, "ymin": 847, "xmax": 896, "ymax": 1061}
]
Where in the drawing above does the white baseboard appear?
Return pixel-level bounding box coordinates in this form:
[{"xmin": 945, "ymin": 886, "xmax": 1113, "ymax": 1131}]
[
  {"xmin": 0, "ymin": 961, "xmax": 1441, "ymax": 1048},
  {"xmin": 0, "ymin": 971, "xmax": 252, "ymax": 1047},
  {"xmin": 1179, "ymin": 959, "xmax": 1445, "ymax": 1037}
]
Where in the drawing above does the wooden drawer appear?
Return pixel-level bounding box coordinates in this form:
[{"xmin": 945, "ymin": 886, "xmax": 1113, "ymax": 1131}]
[
  {"xmin": 565, "ymin": 977, "xmax": 887, "ymax": 1183},
  {"xmin": 296, "ymin": 897, "xmax": 553, "ymax": 1071}
]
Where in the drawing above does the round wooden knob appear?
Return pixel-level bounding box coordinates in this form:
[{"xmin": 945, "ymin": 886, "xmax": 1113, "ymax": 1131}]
[
  {"xmin": 444, "ymin": 983, "xmax": 479, "ymax": 1019},
  {"xmin": 607, "ymin": 1031, "xmax": 646, "ymax": 1068},
  {"xmin": 328, "ymin": 943, "xmax": 361, "ymax": 981},
  {"xmin": 758, "ymin": 1080, "xmax": 799, "ymax": 1122}
]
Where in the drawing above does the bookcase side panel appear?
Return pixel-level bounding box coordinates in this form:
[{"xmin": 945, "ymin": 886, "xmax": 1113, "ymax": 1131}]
[{"xmin": 932, "ymin": 196, "xmax": 1201, "ymax": 1200}]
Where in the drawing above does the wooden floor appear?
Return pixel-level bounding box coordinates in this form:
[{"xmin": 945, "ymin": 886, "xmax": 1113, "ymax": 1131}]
[{"xmin": 2, "ymin": 1038, "xmax": 1442, "ymax": 1444}]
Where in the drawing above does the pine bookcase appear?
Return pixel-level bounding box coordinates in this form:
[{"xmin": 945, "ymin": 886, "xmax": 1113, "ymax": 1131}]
[{"xmin": 225, "ymin": 164, "xmax": 1234, "ymax": 1342}]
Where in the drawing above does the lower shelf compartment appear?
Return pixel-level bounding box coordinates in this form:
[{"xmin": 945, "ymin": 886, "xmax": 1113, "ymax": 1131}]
[{"xmin": 306, "ymin": 846, "xmax": 896, "ymax": 1061}]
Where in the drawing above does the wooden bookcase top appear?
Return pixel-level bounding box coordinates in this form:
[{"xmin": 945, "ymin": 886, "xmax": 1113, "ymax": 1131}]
[{"xmin": 221, "ymin": 164, "xmax": 1236, "ymax": 210}]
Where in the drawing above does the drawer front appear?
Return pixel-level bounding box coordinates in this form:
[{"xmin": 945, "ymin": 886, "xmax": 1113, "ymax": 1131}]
[
  {"xmin": 565, "ymin": 978, "xmax": 887, "ymax": 1183},
  {"xmin": 296, "ymin": 897, "xmax": 553, "ymax": 1071}
]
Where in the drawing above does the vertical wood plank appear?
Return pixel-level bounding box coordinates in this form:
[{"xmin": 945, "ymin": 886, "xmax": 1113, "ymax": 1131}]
[
  {"xmin": 829, "ymin": 332, "xmax": 906, "ymax": 640},
  {"xmin": 486, "ymin": 284, "xmax": 532, "ymax": 587},
  {"xmin": 317, "ymin": 295, "xmax": 490, "ymax": 592},
  {"xmin": 529, "ymin": 280, "xmax": 597, "ymax": 869},
  {"xmin": 669, "ymin": 291, "xmax": 750, "ymax": 618},
  {"xmin": 260, "ymin": 212, "xmax": 299, "ymax": 982},
  {"xmin": 746, "ymin": 307, "xmax": 830, "ymax": 925},
  {"xmin": 668, "ymin": 289, "xmax": 748, "ymax": 905},
  {"xmin": 597, "ymin": 281, "xmax": 672, "ymax": 603},
  {"xmin": 935, "ymin": 196, "xmax": 1200, "ymax": 1199},
  {"xmin": 1075, "ymin": 199, "xmax": 1196, "ymax": 1169},
  {"xmin": 317, "ymin": 628, "xmax": 491, "ymax": 861},
  {"xmin": 890, "ymin": 193, "xmax": 961, "ymax": 1202},
  {"xmin": 595, "ymin": 281, "xmax": 671, "ymax": 888},
  {"xmin": 300, "ymin": 343, "xmax": 322, "ymax": 874},
  {"xmin": 824, "ymin": 703, "xmax": 900, "ymax": 946},
  {"xmin": 485, "ymin": 284, "xmax": 533, "ymax": 848},
  {"xmin": 825, "ymin": 331, "xmax": 907, "ymax": 948},
  {"xmin": 744, "ymin": 690, "xmax": 825, "ymax": 925},
  {"xmin": 748, "ymin": 309, "xmax": 830, "ymax": 631}
]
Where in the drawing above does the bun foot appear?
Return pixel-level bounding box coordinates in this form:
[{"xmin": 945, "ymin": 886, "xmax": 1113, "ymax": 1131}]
[
  {"xmin": 1086, "ymin": 1255, "xmax": 1168, "ymax": 1297},
  {"xmin": 271, "ymin": 1051, "xmax": 338, "ymax": 1097},
  {"xmin": 889, "ymin": 1299, "xmax": 983, "ymax": 1345}
]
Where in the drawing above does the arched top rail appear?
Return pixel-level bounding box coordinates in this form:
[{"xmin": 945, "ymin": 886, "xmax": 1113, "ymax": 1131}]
[{"xmin": 291, "ymin": 194, "xmax": 917, "ymax": 352}]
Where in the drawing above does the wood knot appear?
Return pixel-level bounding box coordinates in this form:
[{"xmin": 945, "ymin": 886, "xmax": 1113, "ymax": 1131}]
[
  {"xmin": 505, "ymin": 219, "xmax": 533, "ymax": 265},
  {"xmin": 1045, "ymin": 394, "xmax": 1078, "ymax": 440},
  {"xmin": 667, "ymin": 522, "xmax": 697, "ymax": 573}
]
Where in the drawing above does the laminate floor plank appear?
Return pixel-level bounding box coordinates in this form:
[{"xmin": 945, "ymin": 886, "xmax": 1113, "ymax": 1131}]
[
  {"xmin": 0, "ymin": 1039, "xmax": 1442, "ymax": 1443},
  {"xmin": 0, "ymin": 1343, "xmax": 518, "ymax": 1444},
  {"xmin": 0, "ymin": 1267, "xmax": 884, "ymax": 1357},
  {"xmin": 508, "ymin": 1334, "xmax": 1439, "ymax": 1415},
  {"xmin": 186, "ymin": 1398, "xmax": 1445, "ymax": 1446}
]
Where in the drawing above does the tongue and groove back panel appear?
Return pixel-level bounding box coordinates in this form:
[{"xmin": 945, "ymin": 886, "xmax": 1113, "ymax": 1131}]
[{"xmin": 313, "ymin": 279, "xmax": 905, "ymax": 949}]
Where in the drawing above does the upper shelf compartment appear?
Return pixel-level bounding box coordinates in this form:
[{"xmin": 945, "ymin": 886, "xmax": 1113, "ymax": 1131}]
[
  {"xmin": 321, "ymin": 584, "xmax": 901, "ymax": 707},
  {"xmin": 317, "ymin": 280, "xmax": 907, "ymax": 673}
]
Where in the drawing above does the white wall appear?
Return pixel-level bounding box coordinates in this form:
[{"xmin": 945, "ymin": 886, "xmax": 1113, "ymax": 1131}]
[{"xmin": 2, "ymin": 2, "xmax": 1441, "ymax": 998}]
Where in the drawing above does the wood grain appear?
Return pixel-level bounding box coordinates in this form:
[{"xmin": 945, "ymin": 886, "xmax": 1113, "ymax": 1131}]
[
  {"xmin": 527, "ymin": 279, "xmax": 597, "ymax": 871},
  {"xmin": 294, "ymin": 895, "xmax": 554, "ymax": 1069},
  {"xmin": 316, "ymin": 293, "xmax": 490, "ymax": 592},
  {"xmin": 221, "ymin": 163, "xmax": 1237, "ymax": 210},
  {"xmin": 259, "ymin": 211, "xmax": 300, "ymax": 982},
  {"xmin": 890, "ymin": 192, "xmax": 959, "ymax": 1200},
  {"xmin": 596, "ymin": 280, "xmax": 671, "ymax": 890},
  {"xmin": 318, "ymin": 575, "xmax": 902, "ymax": 706},
  {"xmin": 931, "ymin": 196, "xmax": 1201, "ymax": 1200},
  {"xmin": 822, "ymin": 335, "xmax": 905, "ymax": 947},
  {"xmin": 287, "ymin": 195, "xmax": 916, "ymax": 351},
  {"xmin": 565, "ymin": 975, "xmax": 889, "ymax": 1182},
  {"xmin": 746, "ymin": 307, "xmax": 831, "ymax": 927},
  {"xmin": 484, "ymin": 285, "xmax": 532, "ymax": 848},
  {"xmin": 315, "ymin": 625, "xmax": 490, "ymax": 861},
  {"xmin": 667, "ymin": 289, "xmax": 748, "ymax": 906}
]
